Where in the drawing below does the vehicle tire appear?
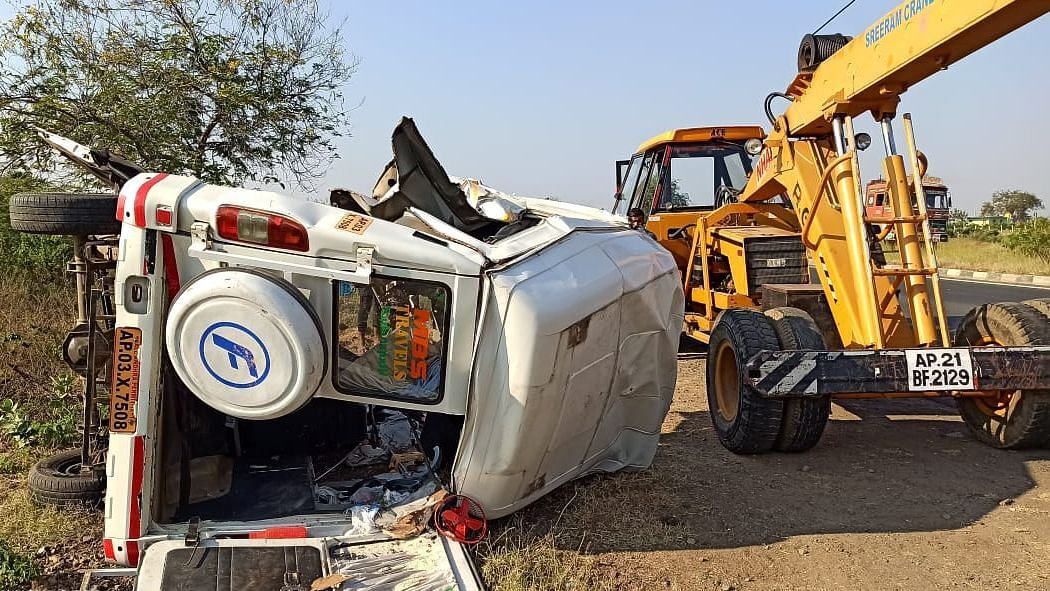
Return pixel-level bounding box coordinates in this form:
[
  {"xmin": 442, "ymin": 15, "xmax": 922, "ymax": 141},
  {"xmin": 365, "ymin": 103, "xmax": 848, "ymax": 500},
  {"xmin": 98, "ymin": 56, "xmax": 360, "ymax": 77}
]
[
  {"xmin": 954, "ymin": 302, "xmax": 1050, "ymax": 449},
  {"xmin": 27, "ymin": 448, "xmax": 105, "ymax": 508},
  {"xmin": 765, "ymin": 307, "xmax": 831, "ymax": 452},
  {"xmin": 1022, "ymin": 298, "xmax": 1050, "ymax": 320},
  {"xmin": 706, "ymin": 309, "xmax": 784, "ymax": 454},
  {"xmin": 8, "ymin": 192, "xmax": 120, "ymax": 235}
]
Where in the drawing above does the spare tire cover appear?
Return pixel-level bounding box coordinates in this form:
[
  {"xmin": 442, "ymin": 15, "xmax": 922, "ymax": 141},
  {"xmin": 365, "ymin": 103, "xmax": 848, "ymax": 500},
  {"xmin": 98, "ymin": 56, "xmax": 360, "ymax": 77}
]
[{"xmin": 166, "ymin": 268, "xmax": 326, "ymax": 420}]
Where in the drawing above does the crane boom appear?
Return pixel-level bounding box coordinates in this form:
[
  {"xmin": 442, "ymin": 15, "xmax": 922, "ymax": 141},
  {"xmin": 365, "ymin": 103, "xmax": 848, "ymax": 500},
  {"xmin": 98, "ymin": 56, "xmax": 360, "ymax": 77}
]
[{"xmin": 783, "ymin": 0, "xmax": 1049, "ymax": 136}]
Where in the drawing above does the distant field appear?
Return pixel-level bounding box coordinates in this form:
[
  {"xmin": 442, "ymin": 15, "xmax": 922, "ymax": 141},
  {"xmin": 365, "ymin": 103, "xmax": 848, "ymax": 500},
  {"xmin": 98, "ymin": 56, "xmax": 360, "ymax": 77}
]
[{"xmin": 887, "ymin": 237, "xmax": 1050, "ymax": 276}]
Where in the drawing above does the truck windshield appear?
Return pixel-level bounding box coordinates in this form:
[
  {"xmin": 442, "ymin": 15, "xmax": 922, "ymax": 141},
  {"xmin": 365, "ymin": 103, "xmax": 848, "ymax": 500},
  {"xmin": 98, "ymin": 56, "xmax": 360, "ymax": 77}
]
[
  {"xmin": 659, "ymin": 143, "xmax": 752, "ymax": 210},
  {"xmin": 925, "ymin": 189, "xmax": 949, "ymax": 209}
]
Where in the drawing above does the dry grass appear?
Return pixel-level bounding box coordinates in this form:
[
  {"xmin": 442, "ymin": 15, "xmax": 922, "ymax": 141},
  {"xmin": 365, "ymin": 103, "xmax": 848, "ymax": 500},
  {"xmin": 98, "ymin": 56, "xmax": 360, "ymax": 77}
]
[
  {"xmin": 0, "ymin": 275, "xmax": 100, "ymax": 587},
  {"xmin": 886, "ymin": 238, "xmax": 1050, "ymax": 276},
  {"xmin": 478, "ymin": 521, "xmax": 606, "ymax": 591},
  {"xmin": 0, "ymin": 276, "xmax": 76, "ymax": 408},
  {"xmin": 933, "ymin": 238, "xmax": 1050, "ymax": 275},
  {"xmin": 0, "ymin": 485, "xmax": 98, "ymax": 554}
]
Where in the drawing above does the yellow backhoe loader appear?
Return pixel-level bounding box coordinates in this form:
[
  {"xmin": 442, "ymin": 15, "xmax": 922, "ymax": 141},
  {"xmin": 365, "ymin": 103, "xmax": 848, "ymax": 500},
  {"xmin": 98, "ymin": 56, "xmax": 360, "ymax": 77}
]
[{"xmin": 614, "ymin": 0, "xmax": 1050, "ymax": 452}]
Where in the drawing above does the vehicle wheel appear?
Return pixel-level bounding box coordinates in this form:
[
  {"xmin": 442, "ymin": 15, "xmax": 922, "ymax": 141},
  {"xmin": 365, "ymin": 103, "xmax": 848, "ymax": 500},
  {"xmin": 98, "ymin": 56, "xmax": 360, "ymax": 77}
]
[
  {"xmin": 1022, "ymin": 298, "xmax": 1050, "ymax": 320},
  {"xmin": 765, "ymin": 307, "xmax": 831, "ymax": 452},
  {"xmin": 27, "ymin": 448, "xmax": 105, "ymax": 508},
  {"xmin": 8, "ymin": 192, "xmax": 120, "ymax": 235},
  {"xmin": 954, "ymin": 302, "xmax": 1050, "ymax": 449},
  {"xmin": 706, "ymin": 309, "xmax": 784, "ymax": 454}
]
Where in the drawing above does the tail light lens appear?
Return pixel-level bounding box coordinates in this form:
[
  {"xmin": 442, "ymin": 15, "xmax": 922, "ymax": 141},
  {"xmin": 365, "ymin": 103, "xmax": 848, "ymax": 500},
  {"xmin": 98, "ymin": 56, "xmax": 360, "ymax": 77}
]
[{"xmin": 216, "ymin": 206, "xmax": 309, "ymax": 252}]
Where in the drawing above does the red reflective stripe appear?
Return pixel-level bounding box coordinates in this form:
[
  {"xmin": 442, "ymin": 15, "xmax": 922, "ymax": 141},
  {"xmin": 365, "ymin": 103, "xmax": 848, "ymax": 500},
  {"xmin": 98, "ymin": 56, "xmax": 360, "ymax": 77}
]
[
  {"xmin": 128, "ymin": 436, "xmax": 145, "ymax": 537},
  {"xmin": 161, "ymin": 235, "xmax": 181, "ymax": 298},
  {"xmin": 115, "ymin": 192, "xmax": 128, "ymax": 222},
  {"xmin": 133, "ymin": 173, "xmax": 169, "ymax": 227},
  {"xmin": 125, "ymin": 540, "xmax": 140, "ymax": 567},
  {"xmin": 103, "ymin": 539, "xmax": 116, "ymax": 561},
  {"xmin": 248, "ymin": 526, "xmax": 308, "ymax": 539}
]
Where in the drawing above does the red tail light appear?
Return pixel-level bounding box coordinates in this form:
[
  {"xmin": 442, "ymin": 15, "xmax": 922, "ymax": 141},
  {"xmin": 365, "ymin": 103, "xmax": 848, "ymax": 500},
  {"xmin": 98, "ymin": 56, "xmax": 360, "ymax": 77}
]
[{"xmin": 216, "ymin": 206, "xmax": 309, "ymax": 252}]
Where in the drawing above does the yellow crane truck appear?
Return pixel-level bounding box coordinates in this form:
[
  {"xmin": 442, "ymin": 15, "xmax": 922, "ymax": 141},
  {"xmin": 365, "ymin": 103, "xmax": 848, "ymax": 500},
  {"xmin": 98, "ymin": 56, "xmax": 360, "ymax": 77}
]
[{"xmin": 614, "ymin": 0, "xmax": 1050, "ymax": 453}]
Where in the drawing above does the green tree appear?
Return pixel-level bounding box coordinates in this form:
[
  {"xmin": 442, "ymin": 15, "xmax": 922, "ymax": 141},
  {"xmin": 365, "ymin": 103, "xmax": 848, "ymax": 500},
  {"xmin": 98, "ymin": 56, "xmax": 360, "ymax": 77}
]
[
  {"xmin": 0, "ymin": 174, "xmax": 70, "ymax": 276},
  {"xmin": 1000, "ymin": 218, "xmax": 1050, "ymax": 264},
  {"xmin": 666, "ymin": 179, "xmax": 690, "ymax": 208},
  {"xmin": 949, "ymin": 208, "xmax": 970, "ymax": 221},
  {"xmin": 0, "ymin": 0, "xmax": 355, "ymax": 189},
  {"xmin": 979, "ymin": 190, "xmax": 1043, "ymax": 222}
]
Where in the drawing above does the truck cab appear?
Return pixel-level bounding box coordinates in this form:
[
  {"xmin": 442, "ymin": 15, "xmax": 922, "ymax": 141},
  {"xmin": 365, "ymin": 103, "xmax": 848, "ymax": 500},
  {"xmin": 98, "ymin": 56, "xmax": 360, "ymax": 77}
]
[{"xmin": 865, "ymin": 176, "xmax": 952, "ymax": 242}]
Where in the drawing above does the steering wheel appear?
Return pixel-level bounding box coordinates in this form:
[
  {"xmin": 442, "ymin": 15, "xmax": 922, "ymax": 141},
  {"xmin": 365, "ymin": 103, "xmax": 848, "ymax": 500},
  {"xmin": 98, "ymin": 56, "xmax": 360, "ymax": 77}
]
[
  {"xmin": 667, "ymin": 224, "xmax": 695, "ymax": 241},
  {"xmin": 715, "ymin": 185, "xmax": 741, "ymax": 207}
]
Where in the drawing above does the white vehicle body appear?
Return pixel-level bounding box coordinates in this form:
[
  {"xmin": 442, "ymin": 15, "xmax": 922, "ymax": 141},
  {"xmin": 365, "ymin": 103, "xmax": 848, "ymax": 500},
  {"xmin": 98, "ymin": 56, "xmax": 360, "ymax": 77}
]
[{"xmin": 97, "ymin": 119, "xmax": 683, "ymax": 588}]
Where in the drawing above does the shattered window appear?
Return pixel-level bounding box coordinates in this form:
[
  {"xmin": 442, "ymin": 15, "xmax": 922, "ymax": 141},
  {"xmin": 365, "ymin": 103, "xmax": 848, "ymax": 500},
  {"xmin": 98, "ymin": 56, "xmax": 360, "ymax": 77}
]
[{"xmin": 334, "ymin": 277, "xmax": 449, "ymax": 403}]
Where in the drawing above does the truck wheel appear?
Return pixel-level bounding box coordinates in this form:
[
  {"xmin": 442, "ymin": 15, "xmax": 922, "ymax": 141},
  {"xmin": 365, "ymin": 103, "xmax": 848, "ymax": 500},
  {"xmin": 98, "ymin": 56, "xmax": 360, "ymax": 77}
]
[
  {"xmin": 765, "ymin": 307, "xmax": 831, "ymax": 452},
  {"xmin": 27, "ymin": 448, "xmax": 105, "ymax": 508},
  {"xmin": 707, "ymin": 309, "xmax": 784, "ymax": 454},
  {"xmin": 954, "ymin": 302, "xmax": 1050, "ymax": 449},
  {"xmin": 1022, "ymin": 298, "xmax": 1050, "ymax": 320},
  {"xmin": 8, "ymin": 192, "xmax": 120, "ymax": 235}
]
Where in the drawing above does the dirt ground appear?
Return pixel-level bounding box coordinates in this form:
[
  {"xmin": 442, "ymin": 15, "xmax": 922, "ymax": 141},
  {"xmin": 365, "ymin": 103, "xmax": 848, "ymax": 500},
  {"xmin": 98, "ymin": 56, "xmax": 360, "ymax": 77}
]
[
  {"xmin": 7, "ymin": 321, "xmax": 1049, "ymax": 589},
  {"xmin": 481, "ymin": 342, "xmax": 1050, "ymax": 591}
]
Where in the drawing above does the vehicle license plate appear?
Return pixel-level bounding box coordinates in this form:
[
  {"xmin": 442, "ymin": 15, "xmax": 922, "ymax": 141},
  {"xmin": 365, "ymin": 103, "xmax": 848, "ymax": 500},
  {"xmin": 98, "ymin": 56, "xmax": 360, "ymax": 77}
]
[
  {"xmin": 109, "ymin": 327, "xmax": 142, "ymax": 433},
  {"xmin": 905, "ymin": 348, "xmax": 975, "ymax": 391}
]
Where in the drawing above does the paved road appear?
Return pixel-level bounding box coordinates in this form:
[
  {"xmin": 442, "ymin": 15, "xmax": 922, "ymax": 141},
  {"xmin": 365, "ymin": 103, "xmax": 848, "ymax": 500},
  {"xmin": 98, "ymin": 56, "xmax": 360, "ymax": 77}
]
[
  {"xmin": 805, "ymin": 270, "xmax": 1050, "ymax": 330},
  {"xmin": 938, "ymin": 277, "xmax": 1050, "ymax": 329}
]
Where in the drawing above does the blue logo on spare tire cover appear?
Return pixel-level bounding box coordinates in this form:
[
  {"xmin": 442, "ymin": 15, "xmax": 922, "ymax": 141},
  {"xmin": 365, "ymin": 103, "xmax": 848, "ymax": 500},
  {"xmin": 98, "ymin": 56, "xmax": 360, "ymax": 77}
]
[{"xmin": 199, "ymin": 322, "xmax": 271, "ymax": 388}]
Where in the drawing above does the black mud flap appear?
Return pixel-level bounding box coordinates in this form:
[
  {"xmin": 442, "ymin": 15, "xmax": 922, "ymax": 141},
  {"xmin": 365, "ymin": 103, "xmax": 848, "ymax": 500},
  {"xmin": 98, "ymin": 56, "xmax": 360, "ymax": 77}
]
[
  {"xmin": 158, "ymin": 545, "xmax": 322, "ymax": 589},
  {"xmin": 746, "ymin": 346, "xmax": 1050, "ymax": 397}
]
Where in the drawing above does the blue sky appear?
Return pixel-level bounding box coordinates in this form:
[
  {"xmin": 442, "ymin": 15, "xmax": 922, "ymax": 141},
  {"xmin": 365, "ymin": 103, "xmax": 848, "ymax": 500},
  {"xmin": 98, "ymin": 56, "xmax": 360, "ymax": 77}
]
[
  {"xmin": 3, "ymin": 1, "xmax": 1048, "ymax": 213},
  {"xmin": 326, "ymin": 1, "xmax": 1050, "ymax": 213}
]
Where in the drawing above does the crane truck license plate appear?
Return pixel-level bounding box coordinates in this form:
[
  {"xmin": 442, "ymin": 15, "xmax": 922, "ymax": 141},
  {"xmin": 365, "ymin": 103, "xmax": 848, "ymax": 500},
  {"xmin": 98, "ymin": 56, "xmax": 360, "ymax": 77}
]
[
  {"xmin": 109, "ymin": 327, "xmax": 142, "ymax": 433},
  {"xmin": 905, "ymin": 349, "xmax": 975, "ymax": 391}
]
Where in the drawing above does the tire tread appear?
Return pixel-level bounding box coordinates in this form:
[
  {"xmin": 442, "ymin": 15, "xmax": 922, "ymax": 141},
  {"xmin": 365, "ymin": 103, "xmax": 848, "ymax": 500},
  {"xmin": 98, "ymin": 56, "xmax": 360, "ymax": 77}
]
[{"xmin": 8, "ymin": 192, "xmax": 120, "ymax": 235}]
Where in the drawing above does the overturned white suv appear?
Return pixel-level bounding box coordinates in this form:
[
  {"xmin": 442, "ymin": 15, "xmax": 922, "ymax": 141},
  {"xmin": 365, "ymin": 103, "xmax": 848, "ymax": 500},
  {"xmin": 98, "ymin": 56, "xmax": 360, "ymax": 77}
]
[{"xmin": 9, "ymin": 119, "xmax": 683, "ymax": 589}]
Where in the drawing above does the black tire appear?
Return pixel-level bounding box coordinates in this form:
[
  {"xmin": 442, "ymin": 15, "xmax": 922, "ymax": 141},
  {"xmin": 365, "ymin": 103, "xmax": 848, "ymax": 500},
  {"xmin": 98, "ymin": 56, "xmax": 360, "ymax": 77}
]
[
  {"xmin": 706, "ymin": 309, "xmax": 784, "ymax": 454},
  {"xmin": 8, "ymin": 192, "xmax": 120, "ymax": 235},
  {"xmin": 27, "ymin": 448, "xmax": 105, "ymax": 508},
  {"xmin": 954, "ymin": 302, "xmax": 1050, "ymax": 449},
  {"xmin": 1023, "ymin": 298, "xmax": 1050, "ymax": 320},
  {"xmin": 765, "ymin": 307, "xmax": 831, "ymax": 452}
]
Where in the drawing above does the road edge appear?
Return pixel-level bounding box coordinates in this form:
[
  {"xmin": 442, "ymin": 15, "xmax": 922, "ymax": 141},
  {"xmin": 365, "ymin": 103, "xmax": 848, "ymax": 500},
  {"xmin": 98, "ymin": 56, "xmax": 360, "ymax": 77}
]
[{"xmin": 939, "ymin": 268, "xmax": 1050, "ymax": 287}]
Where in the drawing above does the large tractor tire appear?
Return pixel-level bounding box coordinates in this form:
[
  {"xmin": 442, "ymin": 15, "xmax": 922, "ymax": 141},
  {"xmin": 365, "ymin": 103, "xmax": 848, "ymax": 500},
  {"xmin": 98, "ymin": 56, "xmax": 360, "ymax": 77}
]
[
  {"xmin": 27, "ymin": 448, "xmax": 105, "ymax": 508},
  {"xmin": 1023, "ymin": 298, "xmax": 1050, "ymax": 320},
  {"xmin": 707, "ymin": 309, "xmax": 785, "ymax": 454},
  {"xmin": 954, "ymin": 302, "xmax": 1050, "ymax": 449},
  {"xmin": 765, "ymin": 307, "xmax": 831, "ymax": 452},
  {"xmin": 8, "ymin": 192, "xmax": 120, "ymax": 235}
]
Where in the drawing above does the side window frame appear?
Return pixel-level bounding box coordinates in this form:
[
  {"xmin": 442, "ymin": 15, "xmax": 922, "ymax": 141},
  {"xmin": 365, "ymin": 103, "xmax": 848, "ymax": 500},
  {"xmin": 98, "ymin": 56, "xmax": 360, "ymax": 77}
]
[
  {"xmin": 630, "ymin": 148, "xmax": 667, "ymax": 215},
  {"xmin": 613, "ymin": 154, "xmax": 643, "ymax": 215},
  {"xmin": 331, "ymin": 275, "xmax": 452, "ymax": 405}
]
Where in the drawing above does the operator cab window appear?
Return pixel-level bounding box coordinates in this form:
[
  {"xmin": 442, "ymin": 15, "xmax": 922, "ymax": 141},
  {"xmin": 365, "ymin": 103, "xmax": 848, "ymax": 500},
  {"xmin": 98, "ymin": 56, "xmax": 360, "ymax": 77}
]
[
  {"xmin": 614, "ymin": 155, "xmax": 644, "ymax": 215},
  {"xmin": 334, "ymin": 277, "xmax": 450, "ymax": 403},
  {"xmin": 656, "ymin": 143, "xmax": 753, "ymax": 211},
  {"xmin": 628, "ymin": 151, "xmax": 663, "ymax": 215}
]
